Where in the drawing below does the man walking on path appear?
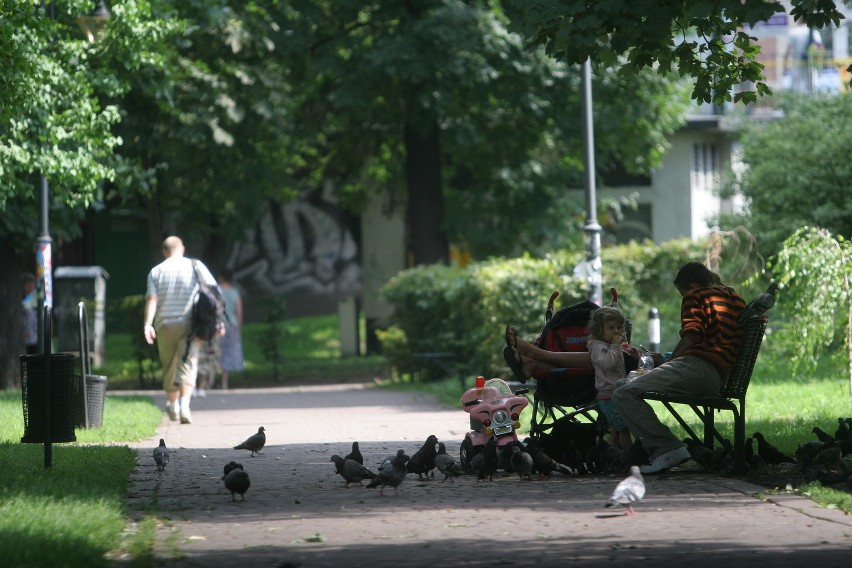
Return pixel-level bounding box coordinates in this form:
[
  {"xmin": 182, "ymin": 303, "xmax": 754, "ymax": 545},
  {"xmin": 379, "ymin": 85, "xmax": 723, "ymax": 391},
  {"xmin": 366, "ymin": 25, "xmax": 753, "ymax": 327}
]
[{"xmin": 144, "ymin": 235, "xmax": 220, "ymax": 424}]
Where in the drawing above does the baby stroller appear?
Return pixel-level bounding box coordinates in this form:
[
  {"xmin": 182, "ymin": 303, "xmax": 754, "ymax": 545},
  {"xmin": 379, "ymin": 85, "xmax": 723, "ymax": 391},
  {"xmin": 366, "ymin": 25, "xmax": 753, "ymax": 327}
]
[
  {"xmin": 526, "ymin": 293, "xmax": 601, "ymax": 438},
  {"xmin": 522, "ymin": 290, "xmax": 639, "ymax": 460}
]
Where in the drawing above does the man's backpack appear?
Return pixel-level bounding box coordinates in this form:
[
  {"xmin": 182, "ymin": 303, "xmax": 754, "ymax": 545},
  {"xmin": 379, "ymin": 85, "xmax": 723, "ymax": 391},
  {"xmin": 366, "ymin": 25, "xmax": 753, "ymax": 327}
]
[{"xmin": 190, "ymin": 259, "xmax": 224, "ymax": 343}]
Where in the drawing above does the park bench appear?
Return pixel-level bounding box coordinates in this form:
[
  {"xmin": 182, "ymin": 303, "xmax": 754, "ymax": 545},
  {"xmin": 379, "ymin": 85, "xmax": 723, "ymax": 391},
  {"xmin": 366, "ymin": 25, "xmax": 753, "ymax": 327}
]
[{"xmin": 640, "ymin": 314, "xmax": 768, "ymax": 472}]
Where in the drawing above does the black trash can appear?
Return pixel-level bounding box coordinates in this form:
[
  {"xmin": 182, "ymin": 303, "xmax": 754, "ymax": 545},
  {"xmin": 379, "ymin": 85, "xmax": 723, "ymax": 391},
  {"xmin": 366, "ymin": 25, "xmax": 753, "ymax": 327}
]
[
  {"xmin": 74, "ymin": 373, "xmax": 108, "ymax": 428},
  {"xmin": 20, "ymin": 353, "xmax": 78, "ymax": 444}
]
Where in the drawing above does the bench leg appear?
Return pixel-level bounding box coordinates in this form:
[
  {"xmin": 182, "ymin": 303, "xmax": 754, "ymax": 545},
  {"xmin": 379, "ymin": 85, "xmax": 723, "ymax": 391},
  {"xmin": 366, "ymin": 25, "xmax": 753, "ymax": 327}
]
[{"xmin": 731, "ymin": 409, "xmax": 746, "ymax": 473}]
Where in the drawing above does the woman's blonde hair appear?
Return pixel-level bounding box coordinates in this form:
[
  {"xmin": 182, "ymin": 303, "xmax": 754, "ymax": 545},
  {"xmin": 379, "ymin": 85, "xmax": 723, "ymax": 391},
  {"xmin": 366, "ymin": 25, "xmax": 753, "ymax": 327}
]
[{"xmin": 587, "ymin": 306, "xmax": 625, "ymax": 341}]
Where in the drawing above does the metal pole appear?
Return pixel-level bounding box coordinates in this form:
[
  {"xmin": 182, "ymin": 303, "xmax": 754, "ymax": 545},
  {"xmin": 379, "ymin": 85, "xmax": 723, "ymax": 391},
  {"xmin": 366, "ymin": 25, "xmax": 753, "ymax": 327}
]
[
  {"xmin": 43, "ymin": 306, "xmax": 53, "ymax": 468},
  {"xmin": 581, "ymin": 58, "xmax": 602, "ymax": 306},
  {"xmin": 37, "ymin": 3, "xmax": 55, "ymax": 355}
]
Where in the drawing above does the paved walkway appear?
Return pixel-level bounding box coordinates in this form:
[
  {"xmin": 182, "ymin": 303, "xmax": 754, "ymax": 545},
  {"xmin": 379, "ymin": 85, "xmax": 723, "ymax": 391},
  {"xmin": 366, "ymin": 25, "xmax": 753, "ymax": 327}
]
[{"xmin": 121, "ymin": 384, "xmax": 852, "ymax": 567}]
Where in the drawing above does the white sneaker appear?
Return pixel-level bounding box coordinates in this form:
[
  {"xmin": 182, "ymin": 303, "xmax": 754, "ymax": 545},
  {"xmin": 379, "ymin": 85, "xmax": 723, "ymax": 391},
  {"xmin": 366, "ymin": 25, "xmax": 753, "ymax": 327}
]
[
  {"xmin": 195, "ymin": 389, "xmax": 207, "ymax": 399},
  {"xmin": 166, "ymin": 402, "xmax": 179, "ymax": 421},
  {"xmin": 640, "ymin": 445, "xmax": 691, "ymax": 474},
  {"xmin": 180, "ymin": 406, "xmax": 192, "ymax": 424}
]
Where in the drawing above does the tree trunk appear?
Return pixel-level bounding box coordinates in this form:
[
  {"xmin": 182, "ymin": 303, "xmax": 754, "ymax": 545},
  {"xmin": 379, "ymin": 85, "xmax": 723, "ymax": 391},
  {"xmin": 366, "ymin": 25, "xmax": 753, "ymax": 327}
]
[
  {"xmin": 0, "ymin": 245, "xmax": 27, "ymax": 388},
  {"xmin": 404, "ymin": 120, "xmax": 448, "ymax": 266}
]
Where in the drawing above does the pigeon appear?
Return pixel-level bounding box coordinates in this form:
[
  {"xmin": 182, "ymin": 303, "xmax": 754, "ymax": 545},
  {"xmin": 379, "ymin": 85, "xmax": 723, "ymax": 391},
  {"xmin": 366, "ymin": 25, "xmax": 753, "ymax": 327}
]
[
  {"xmin": 510, "ymin": 443, "xmax": 534, "ymax": 480},
  {"xmin": 523, "ymin": 436, "xmax": 573, "ymax": 478},
  {"xmin": 560, "ymin": 440, "xmax": 588, "ymax": 475},
  {"xmin": 367, "ymin": 449, "xmax": 409, "ymax": 496},
  {"xmin": 752, "ymin": 432, "xmax": 795, "ymax": 464},
  {"xmin": 584, "ymin": 438, "xmax": 608, "ymax": 474},
  {"xmin": 834, "ymin": 418, "xmax": 850, "ymax": 442},
  {"xmin": 804, "ymin": 463, "xmax": 848, "ymax": 486},
  {"xmin": 222, "ymin": 461, "xmax": 250, "ymax": 501},
  {"xmin": 233, "ymin": 426, "xmax": 266, "ymax": 456},
  {"xmin": 407, "ymin": 434, "xmax": 439, "ymax": 480},
  {"xmin": 744, "ymin": 436, "xmax": 760, "ymax": 468},
  {"xmin": 344, "ymin": 441, "xmax": 363, "ymax": 465},
  {"xmin": 330, "ymin": 454, "xmax": 377, "ymax": 487},
  {"xmin": 815, "ymin": 443, "xmax": 844, "ymax": 466},
  {"xmin": 153, "ymin": 438, "xmax": 170, "ymax": 472},
  {"xmin": 434, "ymin": 442, "xmax": 465, "ymax": 482},
  {"xmin": 605, "ymin": 465, "xmax": 645, "ymax": 515},
  {"xmin": 498, "ymin": 443, "xmax": 515, "ymax": 473},
  {"xmin": 842, "ymin": 418, "xmax": 852, "ymax": 455},
  {"xmin": 601, "ymin": 445, "xmax": 628, "ymax": 474},
  {"xmin": 812, "ymin": 426, "xmax": 836, "ymax": 444},
  {"xmin": 738, "ymin": 282, "xmax": 777, "ymax": 323},
  {"xmin": 682, "ymin": 438, "xmax": 728, "ymax": 471},
  {"xmin": 469, "ymin": 438, "xmax": 499, "ymax": 481},
  {"xmin": 795, "ymin": 440, "xmax": 826, "ymax": 465}
]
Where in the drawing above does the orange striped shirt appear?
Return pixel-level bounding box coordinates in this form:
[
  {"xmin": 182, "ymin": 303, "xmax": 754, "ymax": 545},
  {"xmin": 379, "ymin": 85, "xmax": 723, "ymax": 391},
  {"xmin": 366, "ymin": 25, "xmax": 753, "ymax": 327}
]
[{"xmin": 680, "ymin": 285, "xmax": 746, "ymax": 382}]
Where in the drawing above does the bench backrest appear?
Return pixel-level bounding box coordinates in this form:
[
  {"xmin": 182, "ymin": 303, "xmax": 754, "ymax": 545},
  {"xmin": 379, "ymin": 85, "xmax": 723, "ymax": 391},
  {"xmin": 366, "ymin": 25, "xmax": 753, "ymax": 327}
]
[{"xmin": 719, "ymin": 315, "xmax": 768, "ymax": 400}]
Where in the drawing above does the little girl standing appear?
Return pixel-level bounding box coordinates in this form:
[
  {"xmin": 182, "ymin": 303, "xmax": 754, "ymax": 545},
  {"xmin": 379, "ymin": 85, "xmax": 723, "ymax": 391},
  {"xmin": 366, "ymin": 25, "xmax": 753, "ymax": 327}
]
[{"xmin": 587, "ymin": 307, "xmax": 633, "ymax": 450}]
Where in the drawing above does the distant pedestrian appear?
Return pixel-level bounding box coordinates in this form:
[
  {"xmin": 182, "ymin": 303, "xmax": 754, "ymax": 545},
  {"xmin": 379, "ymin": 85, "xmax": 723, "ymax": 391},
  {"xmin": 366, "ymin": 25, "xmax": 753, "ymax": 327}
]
[
  {"xmin": 195, "ymin": 334, "xmax": 220, "ymax": 399},
  {"xmin": 21, "ymin": 272, "xmax": 39, "ymax": 354},
  {"xmin": 144, "ymin": 236, "xmax": 221, "ymax": 424},
  {"xmin": 217, "ymin": 268, "xmax": 244, "ymax": 389}
]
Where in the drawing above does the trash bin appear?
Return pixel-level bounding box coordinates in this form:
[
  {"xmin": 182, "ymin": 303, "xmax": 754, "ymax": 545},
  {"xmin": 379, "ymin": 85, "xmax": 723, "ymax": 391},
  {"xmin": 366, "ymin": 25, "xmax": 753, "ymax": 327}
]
[
  {"xmin": 76, "ymin": 301, "xmax": 107, "ymax": 428},
  {"xmin": 75, "ymin": 373, "xmax": 108, "ymax": 429},
  {"xmin": 20, "ymin": 353, "xmax": 77, "ymax": 444}
]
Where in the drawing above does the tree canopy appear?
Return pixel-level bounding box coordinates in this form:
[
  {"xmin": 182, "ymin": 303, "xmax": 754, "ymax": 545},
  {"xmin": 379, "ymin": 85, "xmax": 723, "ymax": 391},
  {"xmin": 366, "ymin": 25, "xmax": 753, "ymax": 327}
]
[
  {"xmin": 717, "ymin": 94, "xmax": 852, "ymax": 256},
  {"xmin": 272, "ymin": 0, "xmax": 692, "ymax": 259},
  {"xmin": 504, "ymin": 0, "xmax": 848, "ymax": 104},
  {"xmin": 0, "ymin": 0, "xmax": 184, "ymax": 248}
]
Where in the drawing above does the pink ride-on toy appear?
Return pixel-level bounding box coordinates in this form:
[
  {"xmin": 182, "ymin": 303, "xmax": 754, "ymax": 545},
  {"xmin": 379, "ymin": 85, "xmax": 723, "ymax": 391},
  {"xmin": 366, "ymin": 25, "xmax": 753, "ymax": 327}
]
[{"xmin": 459, "ymin": 376, "xmax": 530, "ymax": 473}]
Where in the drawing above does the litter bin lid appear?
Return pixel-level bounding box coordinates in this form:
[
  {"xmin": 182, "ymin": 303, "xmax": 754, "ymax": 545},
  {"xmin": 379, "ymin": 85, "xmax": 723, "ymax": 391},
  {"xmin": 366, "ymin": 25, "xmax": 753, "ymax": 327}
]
[{"xmin": 54, "ymin": 266, "xmax": 110, "ymax": 279}]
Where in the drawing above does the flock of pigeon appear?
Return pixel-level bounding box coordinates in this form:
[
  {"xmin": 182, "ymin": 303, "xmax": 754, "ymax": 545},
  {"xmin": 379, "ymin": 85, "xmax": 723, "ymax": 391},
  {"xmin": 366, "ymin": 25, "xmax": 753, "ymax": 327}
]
[
  {"xmin": 149, "ymin": 415, "xmax": 851, "ymax": 514},
  {"xmin": 151, "ymin": 425, "xmax": 267, "ymax": 502},
  {"xmin": 147, "ymin": 428, "xmax": 654, "ymax": 514},
  {"xmin": 327, "ymin": 433, "xmax": 642, "ymax": 514},
  {"xmin": 742, "ymin": 418, "xmax": 852, "ymax": 491}
]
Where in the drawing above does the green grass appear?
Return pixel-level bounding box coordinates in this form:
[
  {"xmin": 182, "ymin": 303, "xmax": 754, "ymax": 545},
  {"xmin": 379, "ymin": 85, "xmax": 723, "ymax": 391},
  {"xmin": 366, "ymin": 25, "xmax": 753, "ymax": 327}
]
[
  {"xmin": 0, "ymin": 391, "xmax": 162, "ymax": 566},
  {"xmin": 95, "ymin": 314, "xmax": 391, "ymax": 389}
]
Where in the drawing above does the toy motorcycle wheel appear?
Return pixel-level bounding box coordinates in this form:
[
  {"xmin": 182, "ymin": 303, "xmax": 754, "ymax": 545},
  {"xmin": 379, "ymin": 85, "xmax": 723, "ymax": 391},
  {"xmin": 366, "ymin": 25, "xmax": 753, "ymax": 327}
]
[{"xmin": 459, "ymin": 437, "xmax": 481, "ymax": 474}]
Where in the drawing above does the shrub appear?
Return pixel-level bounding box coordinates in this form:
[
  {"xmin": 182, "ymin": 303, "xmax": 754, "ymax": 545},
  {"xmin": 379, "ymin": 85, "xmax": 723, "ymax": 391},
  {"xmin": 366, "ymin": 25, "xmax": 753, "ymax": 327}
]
[{"xmin": 379, "ymin": 238, "xmax": 712, "ymax": 378}]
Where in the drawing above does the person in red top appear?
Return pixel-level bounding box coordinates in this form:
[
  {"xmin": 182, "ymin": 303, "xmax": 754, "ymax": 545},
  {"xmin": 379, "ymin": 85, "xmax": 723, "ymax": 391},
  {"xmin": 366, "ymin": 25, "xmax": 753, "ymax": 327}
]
[{"xmin": 613, "ymin": 261, "xmax": 746, "ymax": 474}]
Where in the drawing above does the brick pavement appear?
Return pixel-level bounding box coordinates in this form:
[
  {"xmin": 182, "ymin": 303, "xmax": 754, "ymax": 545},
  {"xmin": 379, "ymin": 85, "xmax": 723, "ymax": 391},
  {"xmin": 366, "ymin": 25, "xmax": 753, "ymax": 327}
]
[{"xmin": 120, "ymin": 384, "xmax": 852, "ymax": 567}]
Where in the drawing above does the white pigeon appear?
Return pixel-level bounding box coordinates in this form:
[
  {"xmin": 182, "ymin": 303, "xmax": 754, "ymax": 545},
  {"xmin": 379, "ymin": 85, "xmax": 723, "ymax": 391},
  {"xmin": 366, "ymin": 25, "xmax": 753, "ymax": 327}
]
[
  {"xmin": 153, "ymin": 438, "xmax": 170, "ymax": 472},
  {"xmin": 605, "ymin": 465, "xmax": 645, "ymax": 515}
]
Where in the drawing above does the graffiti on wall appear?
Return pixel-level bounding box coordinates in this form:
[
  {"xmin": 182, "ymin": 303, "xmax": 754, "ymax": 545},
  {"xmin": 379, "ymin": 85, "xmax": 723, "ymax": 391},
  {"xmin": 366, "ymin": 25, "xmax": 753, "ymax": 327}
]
[{"xmin": 224, "ymin": 190, "xmax": 361, "ymax": 304}]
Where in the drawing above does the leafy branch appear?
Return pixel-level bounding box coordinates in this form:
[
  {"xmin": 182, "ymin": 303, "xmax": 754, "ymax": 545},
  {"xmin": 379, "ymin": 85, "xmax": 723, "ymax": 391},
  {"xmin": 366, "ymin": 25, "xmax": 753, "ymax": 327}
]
[{"xmin": 769, "ymin": 227, "xmax": 851, "ymax": 396}]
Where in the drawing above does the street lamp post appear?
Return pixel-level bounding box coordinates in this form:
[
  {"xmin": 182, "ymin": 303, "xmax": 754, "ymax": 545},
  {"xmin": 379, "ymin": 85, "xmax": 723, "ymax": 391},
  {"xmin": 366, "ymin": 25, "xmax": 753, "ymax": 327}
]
[
  {"xmin": 581, "ymin": 58, "xmax": 602, "ymax": 306},
  {"xmin": 35, "ymin": 1, "xmax": 57, "ymax": 354},
  {"xmin": 36, "ymin": 1, "xmax": 111, "ymax": 353}
]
